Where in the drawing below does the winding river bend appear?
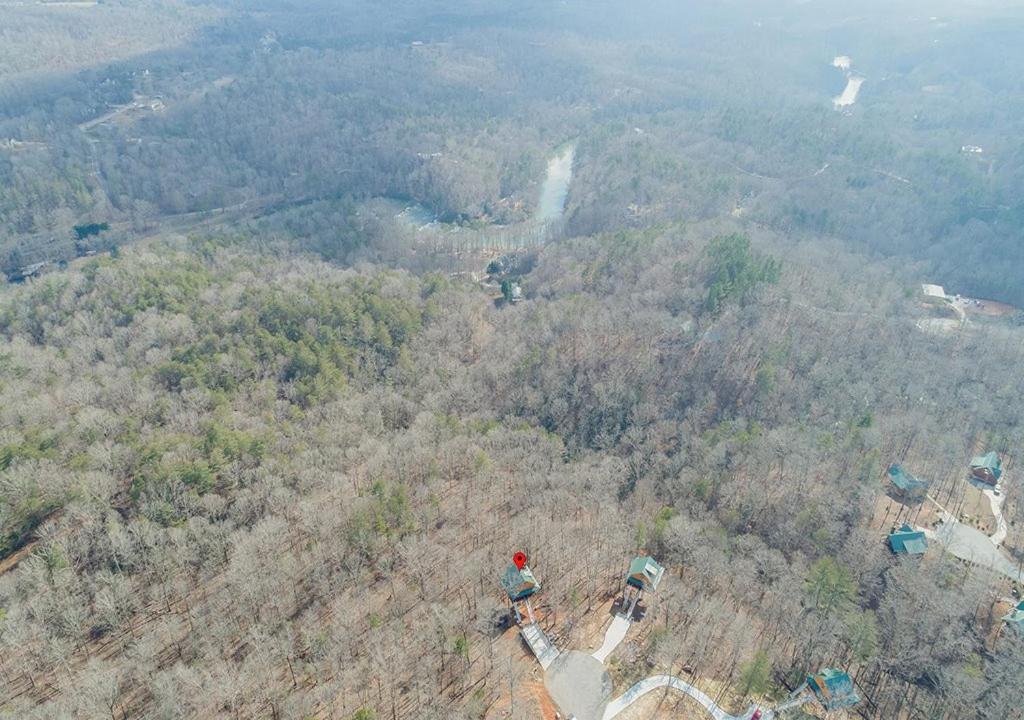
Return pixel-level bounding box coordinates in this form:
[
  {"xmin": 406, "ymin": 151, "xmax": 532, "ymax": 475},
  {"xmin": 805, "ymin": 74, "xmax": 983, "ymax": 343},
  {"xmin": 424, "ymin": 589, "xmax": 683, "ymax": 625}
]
[
  {"xmin": 832, "ymin": 55, "xmax": 864, "ymax": 109},
  {"xmin": 390, "ymin": 144, "xmax": 576, "ymax": 255},
  {"xmin": 536, "ymin": 144, "xmax": 575, "ymax": 223}
]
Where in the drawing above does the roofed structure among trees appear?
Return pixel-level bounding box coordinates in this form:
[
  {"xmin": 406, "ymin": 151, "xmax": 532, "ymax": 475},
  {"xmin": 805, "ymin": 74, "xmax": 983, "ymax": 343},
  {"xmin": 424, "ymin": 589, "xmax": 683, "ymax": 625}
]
[
  {"xmin": 807, "ymin": 668, "xmax": 860, "ymax": 711},
  {"xmin": 626, "ymin": 556, "xmax": 664, "ymax": 592},
  {"xmin": 889, "ymin": 524, "xmax": 928, "ymax": 555},
  {"xmin": 888, "ymin": 464, "xmax": 930, "ymax": 501},
  {"xmin": 969, "ymin": 452, "xmax": 1002, "ymax": 485},
  {"xmin": 1003, "ymin": 601, "xmax": 1024, "ymax": 633},
  {"xmin": 501, "ymin": 563, "xmax": 540, "ymax": 602}
]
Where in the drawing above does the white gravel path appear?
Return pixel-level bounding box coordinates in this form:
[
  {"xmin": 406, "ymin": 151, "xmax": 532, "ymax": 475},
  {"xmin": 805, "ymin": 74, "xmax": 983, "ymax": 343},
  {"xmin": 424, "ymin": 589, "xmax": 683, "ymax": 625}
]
[
  {"xmin": 601, "ymin": 675, "xmax": 769, "ymax": 720},
  {"xmin": 593, "ymin": 616, "xmax": 631, "ymax": 664},
  {"xmin": 983, "ymin": 484, "xmax": 1008, "ymax": 547}
]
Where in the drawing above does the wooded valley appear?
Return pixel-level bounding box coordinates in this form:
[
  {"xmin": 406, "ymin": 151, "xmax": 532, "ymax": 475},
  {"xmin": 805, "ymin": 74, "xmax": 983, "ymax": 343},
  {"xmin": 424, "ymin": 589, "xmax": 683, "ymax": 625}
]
[{"xmin": 1, "ymin": 1, "xmax": 1022, "ymax": 719}]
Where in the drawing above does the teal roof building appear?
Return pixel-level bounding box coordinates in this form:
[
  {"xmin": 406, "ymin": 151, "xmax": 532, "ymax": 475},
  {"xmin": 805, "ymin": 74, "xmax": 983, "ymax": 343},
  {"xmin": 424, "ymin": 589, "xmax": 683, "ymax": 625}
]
[
  {"xmin": 807, "ymin": 668, "xmax": 860, "ymax": 711},
  {"xmin": 970, "ymin": 452, "xmax": 1002, "ymax": 485},
  {"xmin": 888, "ymin": 464, "xmax": 930, "ymax": 499},
  {"xmin": 1003, "ymin": 601, "xmax": 1024, "ymax": 633},
  {"xmin": 626, "ymin": 556, "xmax": 665, "ymax": 592},
  {"xmin": 501, "ymin": 564, "xmax": 540, "ymax": 602},
  {"xmin": 889, "ymin": 524, "xmax": 928, "ymax": 555}
]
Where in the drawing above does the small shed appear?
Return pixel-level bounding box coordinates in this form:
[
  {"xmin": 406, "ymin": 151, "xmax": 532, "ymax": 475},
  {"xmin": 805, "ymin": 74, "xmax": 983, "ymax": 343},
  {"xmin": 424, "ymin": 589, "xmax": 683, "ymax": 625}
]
[
  {"xmin": 969, "ymin": 452, "xmax": 1002, "ymax": 486},
  {"xmin": 501, "ymin": 564, "xmax": 540, "ymax": 602},
  {"xmin": 889, "ymin": 524, "xmax": 928, "ymax": 555},
  {"xmin": 921, "ymin": 284, "xmax": 947, "ymax": 302},
  {"xmin": 1002, "ymin": 601, "xmax": 1024, "ymax": 634},
  {"xmin": 808, "ymin": 668, "xmax": 860, "ymax": 711},
  {"xmin": 626, "ymin": 556, "xmax": 664, "ymax": 593},
  {"xmin": 888, "ymin": 464, "xmax": 930, "ymax": 501}
]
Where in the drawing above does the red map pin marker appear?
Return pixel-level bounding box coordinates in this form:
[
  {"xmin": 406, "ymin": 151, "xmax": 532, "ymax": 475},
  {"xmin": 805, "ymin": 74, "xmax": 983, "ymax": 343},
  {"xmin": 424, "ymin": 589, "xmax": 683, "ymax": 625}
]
[{"xmin": 513, "ymin": 551, "xmax": 527, "ymax": 570}]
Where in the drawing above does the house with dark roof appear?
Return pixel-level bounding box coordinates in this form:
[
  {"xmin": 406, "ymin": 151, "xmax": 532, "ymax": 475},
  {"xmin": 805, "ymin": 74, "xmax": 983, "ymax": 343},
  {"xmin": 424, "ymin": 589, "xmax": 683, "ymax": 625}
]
[
  {"xmin": 888, "ymin": 464, "xmax": 930, "ymax": 502},
  {"xmin": 969, "ymin": 452, "xmax": 1002, "ymax": 486},
  {"xmin": 889, "ymin": 524, "xmax": 928, "ymax": 555}
]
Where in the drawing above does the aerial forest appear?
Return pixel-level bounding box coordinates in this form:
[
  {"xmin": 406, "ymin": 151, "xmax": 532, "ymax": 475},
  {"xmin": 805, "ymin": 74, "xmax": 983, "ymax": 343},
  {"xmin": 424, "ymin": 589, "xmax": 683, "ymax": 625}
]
[{"xmin": 1, "ymin": 1, "xmax": 1023, "ymax": 719}]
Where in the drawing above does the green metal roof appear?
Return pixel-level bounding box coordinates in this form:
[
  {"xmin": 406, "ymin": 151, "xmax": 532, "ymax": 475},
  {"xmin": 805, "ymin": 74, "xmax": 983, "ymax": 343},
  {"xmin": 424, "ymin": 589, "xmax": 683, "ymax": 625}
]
[
  {"xmin": 627, "ymin": 556, "xmax": 664, "ymax": 591},
  {"xmin": 901, "ymin": 537, "xmax": 928, "ymax": 555},
  {"xmin": 1003, "ymin": 601, "xmax": 1024, "ymax": 628},
  {"xmin": 888, "ymin": 464, "xmax": 929, "ymax": 493},
  {"xmin": 501, "ymin": 564, "xmax": 540, "ymax": 601},
  {"xmin": 889, "ymin": 524, "xmax": 928, "ymax": 555},
  {"xmin": 970, "ymin": 452, "xmax": 1002, "ymax": 479},
  {"xmin": 808, "ymin": 668, "xmax": 860, "ymax": 710}
]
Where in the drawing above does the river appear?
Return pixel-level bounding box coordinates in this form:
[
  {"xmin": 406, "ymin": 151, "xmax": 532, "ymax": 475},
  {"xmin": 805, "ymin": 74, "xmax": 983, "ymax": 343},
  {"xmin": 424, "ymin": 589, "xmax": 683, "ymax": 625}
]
[
  {"xmin": 535, "ymin": 144, "xmax": 575, "ymax": 223},
  {"xmin": 831, "ymin": 55, "xmax": 864, "ymax": 109},
  {"xmin": 389, "ymin": 143, "xmax": 575, "ymax": 248},
  {"xmin": 834, "ymin": 76, "xmax": 865, "ymax": 108}
]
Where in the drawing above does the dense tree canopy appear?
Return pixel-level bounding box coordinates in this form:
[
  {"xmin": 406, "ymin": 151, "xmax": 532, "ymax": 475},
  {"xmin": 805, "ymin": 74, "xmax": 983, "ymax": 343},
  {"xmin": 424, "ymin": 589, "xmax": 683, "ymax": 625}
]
[{"xmin": 1, "ymin": 2, "xmax": 1023, "ymax": 719}]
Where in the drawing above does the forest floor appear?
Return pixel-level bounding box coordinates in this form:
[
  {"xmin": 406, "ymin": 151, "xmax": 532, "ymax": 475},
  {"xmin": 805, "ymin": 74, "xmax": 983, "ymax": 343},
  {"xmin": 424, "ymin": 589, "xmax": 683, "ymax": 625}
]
[
  {"xmin": 0, "ymin": 540, "xmax": 36, "ymax": 577},
  {"xmin": 579, "ymin": 598, "xmax": 632, "ymax": 656},
  {"xmin": 538, "ymin": 592, "xmax": 778, "ymax": 720},
  {"xmin": 870, "ymin": 493, "xmax": 941, "ymax": 533},
  {"xmin": 501, "ymin": 671, "xmax": 561, "ymax": 720},
  {"xmin": 486, "ymin": 627, "xmax": 560, "ymax": 720},
  {"xmin": 958, "ymin": 483, "xmax": 999, "ymax": 536},
  {"xmin": 869, "ymin": 461, "xmax": 1003, "ymax": 539},
  {"xmin": 614, "ymin": 689, "xmax": 696, "ymax": 720}
]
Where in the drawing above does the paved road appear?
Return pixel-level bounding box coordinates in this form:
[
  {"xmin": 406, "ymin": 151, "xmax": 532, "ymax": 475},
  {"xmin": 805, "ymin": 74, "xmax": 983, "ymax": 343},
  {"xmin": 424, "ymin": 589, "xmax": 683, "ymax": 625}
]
[
  {"xmin": 982, "ymin": 482, "xmax": 1008, "ymax": 547},
  {"xmin": 922, "ymin": 486, "xmax": 1020, "ymax": 581},
  {"xmin": 925, "ymin": 521, "xmax": 1023, "ymax": 582},
  {"xmin": 592, "ymin": 616, "xmax": 631, "ymax": 664},
  {"xmin": 531, "ymin": 573, "xmax": 780, "ymax": 720},
  {"xmin": 601, "ymin": 675, "xmax": 769, "ymax": 720},
  {"xmin": 545, "ymin": 651, "xmax": 612, "ymax": 720}
]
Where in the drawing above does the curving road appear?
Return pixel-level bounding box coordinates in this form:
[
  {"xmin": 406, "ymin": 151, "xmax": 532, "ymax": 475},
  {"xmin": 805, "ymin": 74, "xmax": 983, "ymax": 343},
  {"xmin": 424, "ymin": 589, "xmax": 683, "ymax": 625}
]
[
  {"xmin": 601, "ymin": 675, "xmax": 769, "ymax": 720},
  {"xmin": 982, "ymin": 483, "xmax": 1008, "ymax": 547},
  {"xmin": 537, "ymin": 574, "xmax": 778, "ymax": 720}
]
